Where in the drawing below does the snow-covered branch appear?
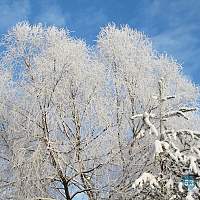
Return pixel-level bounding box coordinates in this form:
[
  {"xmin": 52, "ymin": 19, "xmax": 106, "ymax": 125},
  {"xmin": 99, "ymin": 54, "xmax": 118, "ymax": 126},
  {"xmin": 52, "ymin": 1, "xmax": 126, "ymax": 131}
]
[
  {"xmin": 132, "ymin": 172, "xmax": 159, "ymax": 189},
  {"xmin": 131, "ymin": 112, "xmax": 158, "ymax": 136}
]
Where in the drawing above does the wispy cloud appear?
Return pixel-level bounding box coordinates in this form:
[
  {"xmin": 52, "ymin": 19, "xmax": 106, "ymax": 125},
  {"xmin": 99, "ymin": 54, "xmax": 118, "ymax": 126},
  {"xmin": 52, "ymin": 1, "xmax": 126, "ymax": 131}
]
[
  {"xmin": 0, "ymin": 0, "xmax": 30, "ymax": 32},
  {"xmin": 34, "ymin": 2, "xmax": 69, "ymax": 27},
  {"xmin": 133, "ymin": 0, "xmax": 200, "ymax": 82},
  {"xmin": 34, "ymin": 2, "xmax": 108, "ymax": 41}
]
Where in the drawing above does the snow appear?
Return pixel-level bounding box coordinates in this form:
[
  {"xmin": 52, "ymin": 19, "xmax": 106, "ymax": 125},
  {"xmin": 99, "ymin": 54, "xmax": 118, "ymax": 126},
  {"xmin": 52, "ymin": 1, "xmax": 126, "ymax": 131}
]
[
  {"xmin": 169, "ymin": 195, "xmax": 176, "ymax": 200},
  {"xmin": 136, "ymin": 128, "xmax": 145, "ymax": 139},
  {"xmin": 163, "ymin": 110, "xmax": 188, "ymax": 120},
  {"xmin": 188, "ymin": 156, "xmax": 200, "ymax": 175},
  {"xmin": 154, "ymin": 140, "xmax": 169, "ymax": 156},
  {"xmin": 178, "ymin": 181, "xmax": 184, "ymax": 193},
  {"xmin": 131, "ymin": 112, "xmax": 159, "ymax": 136},
  {"xmin": 186, "ymin": 191, "xmax": 195, "ymax": 200},
  {"xmin": 165, "ymin": 178, "xmax": 174, "ymax": 190},
  {"xmin": 192, "ymin": 147, "xmax": 200, "ymax": 158},
  {"xmin": 132, "ymin": 172, "xmax": 159, "ymax": 189},
  {"xmin": 143, "ymin": 112, "xmax": 158, "ymax": 136},
  {"xmin": 130, "ymin": 114, "xmax": 143, "ymax": 119},
  {"xmin": 151, "ymin": 95, "xmax": 158, "ymax": 100}
]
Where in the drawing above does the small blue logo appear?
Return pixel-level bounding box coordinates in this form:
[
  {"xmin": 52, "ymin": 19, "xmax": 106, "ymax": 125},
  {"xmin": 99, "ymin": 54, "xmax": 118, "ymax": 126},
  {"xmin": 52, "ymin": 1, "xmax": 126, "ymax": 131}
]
[{"xmin": 181, "ymin": 175, "xmax": 196, "ymax": 190}]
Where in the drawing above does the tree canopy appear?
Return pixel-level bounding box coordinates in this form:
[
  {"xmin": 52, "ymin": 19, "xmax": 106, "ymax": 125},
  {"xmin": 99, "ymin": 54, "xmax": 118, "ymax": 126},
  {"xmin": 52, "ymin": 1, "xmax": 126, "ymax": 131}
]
[{"xmin": 0, "ymin": 22, "xmax": 199, "ymax": 200}]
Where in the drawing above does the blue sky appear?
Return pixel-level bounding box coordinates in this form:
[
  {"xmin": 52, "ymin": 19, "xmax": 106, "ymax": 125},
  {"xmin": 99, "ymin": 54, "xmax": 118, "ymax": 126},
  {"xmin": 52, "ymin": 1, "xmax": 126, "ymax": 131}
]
[{"xmin": 0, "ymin": 0, "xmax": 200, "ymax": 84}]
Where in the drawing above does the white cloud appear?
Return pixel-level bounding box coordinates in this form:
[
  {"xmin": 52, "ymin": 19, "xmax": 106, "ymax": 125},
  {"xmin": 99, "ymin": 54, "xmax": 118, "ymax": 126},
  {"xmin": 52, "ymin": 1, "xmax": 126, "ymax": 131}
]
[
  {"xmin": 34, "ymin": 2, "xmax": 69, "ymax": 27},
  {"xmin": 152, "ymin": 25, "xmax": 200, "ymax": 80},
  {"xmin": 137, "ymin": 0, "xmax": 200, "ymax": 82}
]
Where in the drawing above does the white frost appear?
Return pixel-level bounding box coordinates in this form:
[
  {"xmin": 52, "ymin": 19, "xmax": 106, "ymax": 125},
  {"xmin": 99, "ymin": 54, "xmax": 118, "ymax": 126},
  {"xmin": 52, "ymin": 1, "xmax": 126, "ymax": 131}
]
[
  {"xmin": 186, "ymin": 191, "xmax": 195, "ymax": 200},
  {"xmin": 165, "ymin": 178, "xmax": 174, "ymax": 190},
  {"xmin": 178, "ymin": 181, "xmax": 184, "ymax": 193},
  {"xmin": 143, "ymin": 112, "xmax": 158, "ymax": 136},
  {"xmin": 188, "ymin": 156, "xmax": 200, "ymax": 175},
  {"xmin": 154, "ymin": 140, "xmax": 169, "ymax": 156},
  {"xmin": 132, "ymin": 172, "xmax": 159, "ymax": 189}
]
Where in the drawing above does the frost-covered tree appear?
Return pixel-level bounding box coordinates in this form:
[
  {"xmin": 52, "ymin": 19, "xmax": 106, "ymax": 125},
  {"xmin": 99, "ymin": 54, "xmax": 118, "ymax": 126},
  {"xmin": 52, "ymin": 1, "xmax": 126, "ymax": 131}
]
[
  {"xmin": 96, "ymin": 24, "xmax": 200, "ymax": 199},
  {"xmin": 0, "ymin": 22, "xmax": 112, "ymax": 200},
  {"xmin": 131, "ymin": 78, "xmax": 200, "ymax": 200},
  {"xmin": 0, "ymin": 22, "xmax": 199, "ymax": 200}
]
